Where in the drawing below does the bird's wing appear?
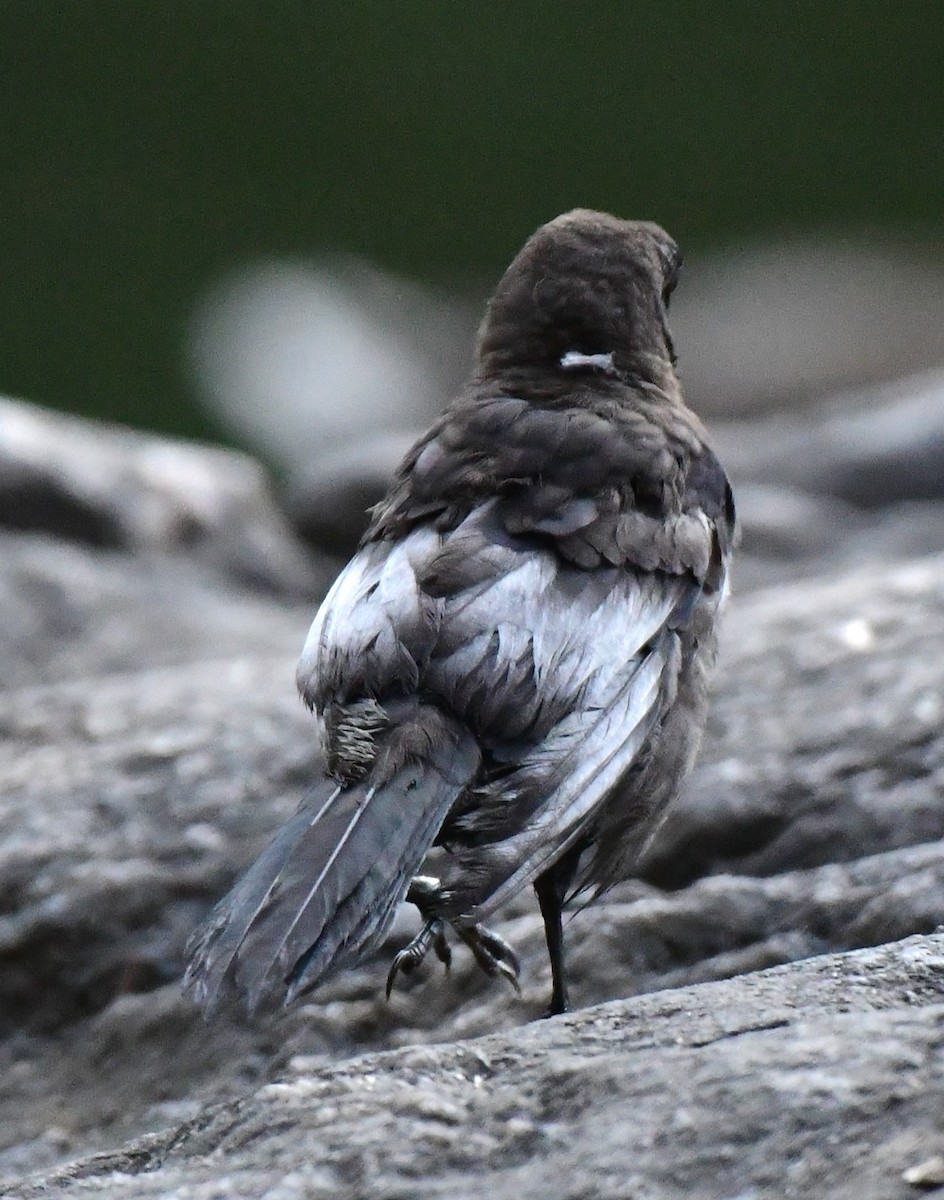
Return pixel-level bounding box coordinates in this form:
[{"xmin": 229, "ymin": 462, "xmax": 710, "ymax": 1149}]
[
  {"xmin": 414, "ymin": 500, "xmax": 702, "ymax": 920},
  {"xmin": 296, "ymin": 525, "xmax": 444, "ymax": 710}
]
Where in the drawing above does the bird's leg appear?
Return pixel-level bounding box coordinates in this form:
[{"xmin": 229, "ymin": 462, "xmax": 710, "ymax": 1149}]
[
  {"xmin": 387, "ymin": 875, "xmax": 521, "ymax": 998},
  {"xmin": 534, "ymin": 845, "xmax": 584, "ymax": 1017},
  {"xmin": 404, "ymin": 875, "xmax": 452, "ymax": 967},
  {"xmin": 385, "ymin": 918, "xmax": 449, "ymax": 997},
  {"xmin": 386, "ymin": 876, "xmax": 452, "ymax": 997}
]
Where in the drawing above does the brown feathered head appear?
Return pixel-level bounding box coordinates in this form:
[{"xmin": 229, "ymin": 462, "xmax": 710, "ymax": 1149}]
[{"xmin": 477, "ymin": 209, "xmax": 681, "ymax": 379}]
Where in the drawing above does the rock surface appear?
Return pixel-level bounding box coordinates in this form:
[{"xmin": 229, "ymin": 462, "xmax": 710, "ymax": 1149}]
[
  {"xmin": 1, "ymin": 386, "xmax": 943, "ymax": 1196},
  {"xmin": 0, "ymin": 396, "xmax": 324, "ymax": 597},
  {"xmin": 11, "ymin": 937, "xmax": 944, "ymax": 1200}
]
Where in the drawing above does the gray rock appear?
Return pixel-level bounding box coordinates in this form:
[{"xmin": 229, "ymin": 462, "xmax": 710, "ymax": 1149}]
[
  {"xmin": 10, "ymin": 935, "xmax": 944, "ymax": 1200},
  {"xmin": 3, "ymin": 394, "xmax": 944, "ymax": 1193},
  {"xmin": 188, "ymin": 256, "xmax": 473, "ymax": 475},
  {"xmin": 0, "ymin": 530, "xmax": 314, "ymax": 691},
  {"xmin": 2, "ymin": 533, "xmax": 944, "ymax": 1182},
  {"xmin": 646, "ymin": 552, "xmax": 944, "ymax": 883},
  {"xmin": 731, "ymin": 482, "xmax": 944, "ymax": 595},
  {"xmin": 715, "ymin": 369, "xmax": 944, "ymax": 508},
  {"xmin": 673, "ymin": 241, "xmax": 944, "ymax": 417},
  {"xmin": 285, "ymin": 430, "xmax": 418, "ymax": 557},
  {"xmin": 0, "ymin": 396, "xmax": 323, "ymax": 597}
]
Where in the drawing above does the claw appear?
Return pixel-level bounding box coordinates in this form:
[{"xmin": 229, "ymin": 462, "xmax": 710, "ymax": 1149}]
[
  {"xmin": 457, "ymin": 923, "xmax": 522, "ymax": 994},
  {"xmin": 431, "ymin": 924, "xmax": 452, "ymax": 972},
  {"xmin": 386, "ymin": 917, "xmax": 448, "ymax": 999}
]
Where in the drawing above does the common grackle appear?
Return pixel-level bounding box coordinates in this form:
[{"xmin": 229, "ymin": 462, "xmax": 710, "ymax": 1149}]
[{"xmin": 185, "ymin": 210, "xmax": 736, "ymax": 1018}]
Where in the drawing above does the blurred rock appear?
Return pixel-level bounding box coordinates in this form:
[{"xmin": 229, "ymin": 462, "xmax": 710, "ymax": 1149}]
[
  {"xmin": 675, "ymin": 241, "xmax": 944, "ymax": 417},
  {"xmin": 188, "ymin": 256, "xmax": 473, "ymax": 474},
  {"xmin": 715, "ymin": 369, "xmax": 944, "ymax": 507},
  {"xmin": 0, "ymin": 396, "xmax": 324, "ymax": 598},
  {"xmin": 189, "ymin": 256, "xmax": 477, "ymax": 556},
  {"xmin": 13, "ymin": 936, "xmax": 944, "ymax": 1200},
  {"xmin": 733, "ymin": 483, "xmax": 854, "ymax": 562},
  {"xmin": 733, "ymin": 486, "xmax": 944, "ymax": 592},
  {"xmin": 285, "ymin": 429, "xmax": 416, "ymax": 557}
]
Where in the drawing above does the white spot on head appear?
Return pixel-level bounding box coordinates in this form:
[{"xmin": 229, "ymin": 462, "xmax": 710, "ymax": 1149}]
[{"xmin": 560, "ymin": 350, "xmax": 616, "ymax": 372}]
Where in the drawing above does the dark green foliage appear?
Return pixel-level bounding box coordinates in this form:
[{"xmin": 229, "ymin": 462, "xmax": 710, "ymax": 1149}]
[{"xmin": 1, "ymin": 1, "xmax": 941, "ymax": 436}]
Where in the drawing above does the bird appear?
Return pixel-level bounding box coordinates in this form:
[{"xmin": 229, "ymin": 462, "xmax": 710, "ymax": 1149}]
[{"xmin": 184, "ymin": 209, "xmax": 736, "ymax": 1019}]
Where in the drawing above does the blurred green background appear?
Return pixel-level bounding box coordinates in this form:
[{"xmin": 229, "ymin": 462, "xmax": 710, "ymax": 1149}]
[{"xmin": 1, "ymin": 0, "xmax": 941, "ymax": 442}]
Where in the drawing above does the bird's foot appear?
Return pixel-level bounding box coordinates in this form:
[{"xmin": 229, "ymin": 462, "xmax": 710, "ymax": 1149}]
[
  {"xmin": 385, "ymin": 876, "xmax": 521, "ymax": 998},
  {"xmin": 540, "ymin": 992, "xmax": 570, "ymax": 1019},
  {"xmin": 385, "ymin": 916, "xmax": 451, "ymax": 999}
]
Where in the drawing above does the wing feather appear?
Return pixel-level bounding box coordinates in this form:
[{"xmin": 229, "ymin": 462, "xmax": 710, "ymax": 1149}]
[{"xmin": 297, "ymin": 528, "xmax": 442, "ymax": 708}]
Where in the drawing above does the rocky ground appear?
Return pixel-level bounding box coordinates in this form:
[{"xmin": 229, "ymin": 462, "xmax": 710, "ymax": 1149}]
[{"xmin": 1, "ymin": 375, "xmax": 944, "ymax": 1197}]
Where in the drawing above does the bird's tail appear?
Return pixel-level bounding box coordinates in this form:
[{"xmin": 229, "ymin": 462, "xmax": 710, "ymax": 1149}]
[{"xmin": 184, "ymin": 702, "xmax": 480, "ymax": 1015}]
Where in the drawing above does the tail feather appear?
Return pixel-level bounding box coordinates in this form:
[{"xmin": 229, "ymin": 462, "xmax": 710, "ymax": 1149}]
[
  {"xmin": 185, "ymin": 783, "xmax": 344, "ymax": 1003},
  {"xmin": 185, "ymin": 706, "xmax": 480, "ymax": 1013}
]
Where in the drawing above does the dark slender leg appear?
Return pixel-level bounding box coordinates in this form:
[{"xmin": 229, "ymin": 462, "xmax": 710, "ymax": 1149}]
[
  {"xmin": 386, "ymin": 877, "xmax": 451, "ymax": 997},
  {"xmin": 534, "ymin": 845, "xmax": 583, "ymax": 1017}
]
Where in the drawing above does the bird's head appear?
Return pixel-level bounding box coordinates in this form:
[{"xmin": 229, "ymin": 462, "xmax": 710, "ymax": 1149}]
[{"xmin": 476, "ymin": 209, "xmax": 681, "ymax": 387}]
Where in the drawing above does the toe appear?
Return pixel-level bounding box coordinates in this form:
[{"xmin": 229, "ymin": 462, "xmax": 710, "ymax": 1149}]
[
  {"xmin": 476, "ymin": 927, "xmax": 522, "ymax": 978},
  {"xmin": 432, "ymin": 926, "xmax": 452, "ymax": 971},
  {"xmin": 458, "ymin": 924, "xmax": 522, "ymax": 994}
]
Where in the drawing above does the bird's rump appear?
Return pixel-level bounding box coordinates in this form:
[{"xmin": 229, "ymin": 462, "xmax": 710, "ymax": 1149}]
[{"xmin": 297, "ymin": 527, "xmax": 443, "ymax": 709}]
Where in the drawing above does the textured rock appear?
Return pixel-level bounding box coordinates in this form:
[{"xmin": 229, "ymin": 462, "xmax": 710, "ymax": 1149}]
[
  {"xmin": 0, "ymin": 396, "xmax": 323, "ymax": 597},
  {"xmin": 647, "ymin": 553, "xmax": 944, "ymax": 884},
  {"xmin": 2, "ymin": 540, "xmax": 944, "ymax": 1181},
  {"xmin": 0, "ymin": 530, "xmax": 311, "ymax": 691},
  {"xmin": 2, "ymin": 391, "xmax": 944, "ymax": 1192},
  {"xmin": 0, "ymin": 654, "xmax": 315, "ymax": 1033},
  {"xmin": 11, "ymin": 936, "xmax": 944, "ymax": 1200}
]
